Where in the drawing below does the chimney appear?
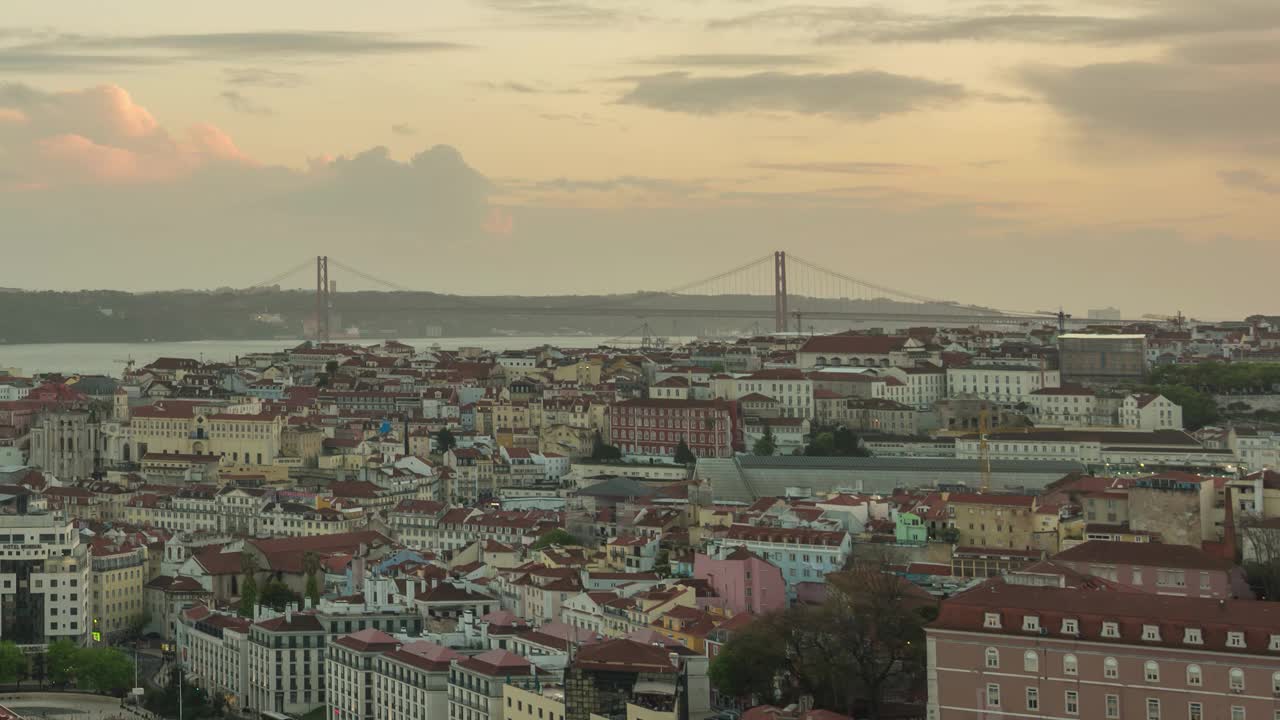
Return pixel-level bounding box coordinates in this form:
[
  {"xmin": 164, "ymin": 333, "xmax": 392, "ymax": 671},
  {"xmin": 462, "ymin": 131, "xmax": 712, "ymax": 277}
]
[{"xmin": 285, "ymin": 606, "xmax": 293, "ymax": 623}]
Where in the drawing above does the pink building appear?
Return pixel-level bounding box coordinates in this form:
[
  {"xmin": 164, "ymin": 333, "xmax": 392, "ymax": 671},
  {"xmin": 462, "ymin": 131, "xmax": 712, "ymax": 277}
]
[
  {"xmin": 928, "ymin": 575, "xmax": 1280, "ymax": 719},
  {"xmin": 1053, "ymin": 540, "xmax": 1250, "ymax": 599},
  {"xmin": 694, "ymin": 548, "xmax": 786, "ymax": 615}
]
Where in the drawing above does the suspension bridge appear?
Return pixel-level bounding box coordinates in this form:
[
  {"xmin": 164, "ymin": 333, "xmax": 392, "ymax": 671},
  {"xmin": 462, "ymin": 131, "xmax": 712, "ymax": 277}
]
[{"xmin": 254, "ymin": 253, "xmax": 1101, "ymax": 341}]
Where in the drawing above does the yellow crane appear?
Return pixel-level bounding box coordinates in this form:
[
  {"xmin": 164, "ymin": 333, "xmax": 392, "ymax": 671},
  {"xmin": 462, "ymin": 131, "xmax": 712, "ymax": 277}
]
[{"xmin": 978, "ymin": 409, "xmax": 991, "ymax": 493}]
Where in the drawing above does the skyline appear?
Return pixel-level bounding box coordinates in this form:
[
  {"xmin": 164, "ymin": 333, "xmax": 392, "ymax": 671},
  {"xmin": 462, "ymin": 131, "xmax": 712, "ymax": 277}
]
[{"xmin": 2, "ymin": 0, "xmax": 1279, "ymax": 318}]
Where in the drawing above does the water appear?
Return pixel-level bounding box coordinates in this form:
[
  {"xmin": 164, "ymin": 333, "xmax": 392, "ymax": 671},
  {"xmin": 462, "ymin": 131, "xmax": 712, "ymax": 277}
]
[{"xmin": 0, "ymin": 336, "xmax": 673, "ymax": 377}]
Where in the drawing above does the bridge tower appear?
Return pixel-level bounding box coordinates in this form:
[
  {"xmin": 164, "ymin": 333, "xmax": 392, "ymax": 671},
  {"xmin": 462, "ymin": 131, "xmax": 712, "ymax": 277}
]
[
  {"xmin": 315, "ymin": 255, "xmax": 331, "ymax": 342},
  {"xmin": 773, "ymin": 251, "xmax": 788, "ymax": 333}
]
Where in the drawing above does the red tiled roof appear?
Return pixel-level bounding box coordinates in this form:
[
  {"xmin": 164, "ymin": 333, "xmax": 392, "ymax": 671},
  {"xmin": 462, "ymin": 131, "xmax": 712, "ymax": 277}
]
[
  {"xmin": 1054, "ymin": 540, "xmax": 1233, "ymax": 570},
  {"xmin": 725, "ymin": 525, "xmax": 848, "ymax": 547},
  {"xmin": 575, "ymin": 638, "xmax": 676, "ymax": 673},
  {"xmin": 457, "ymin": 649, "xmax": 534, "ymax": 676},
  {"xmin": 334, "ymin": 628, "xmax": 400, "ymax": 652},
  {"xmin": 798, "ymin": 335, "xmax": 907, "ymax": 355}
]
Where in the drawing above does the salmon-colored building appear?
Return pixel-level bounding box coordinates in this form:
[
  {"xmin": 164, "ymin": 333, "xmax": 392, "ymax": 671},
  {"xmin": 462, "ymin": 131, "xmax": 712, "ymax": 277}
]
[{"xmin": 928, "ymin": 575, "xmax": 1280, "ymax": 720}]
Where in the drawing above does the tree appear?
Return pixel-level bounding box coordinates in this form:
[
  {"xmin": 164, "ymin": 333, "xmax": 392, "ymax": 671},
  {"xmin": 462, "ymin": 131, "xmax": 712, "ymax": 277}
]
[
  {"xmin": 531, "ymin": 529, "xmax": 580, "ymax": 550},
  {"xmin": 590, "ymin": 431, "xmax": 622, "ymax": 462},
  {"xmin": 674, "ymin": 438, "xmax": 698, "ymax": 465},
  {"xmin": 45, "ymin": 639, "xmax": 78, "ymax": 686},
  {"xmin": 434, "ymin": 427, "xmax": 458, "ymax": 454},
  {"xmin": 1242, "ymin": 515, "xmax": 1280, "ymax": 599},
  {"xmin": 259, "ymin": 581, "xmax": 301, "ymax": 611},
  {"xmin": 303, "ymin": 551, "xmax": 322, "ymax": 606},
  {"xmin": 752, "ymin": 422, "xmax": 777, "ymax": 456},
  {"xmin": 76, "ymin": 647, "xmax": 134, "ymax": 693},
  {"xmin": 804, "ymin": 425, "xmax": 869, "ymax": 458},
  {"xmin": 0, "ymin": 641, "xmax": 27, "ymax": 685},
  {"xmin": 239, "ymin": 552, "xmax": 260, "ymax": 618},
  {"xmin": 708, "ymin": 617, "xmax": 786, "ymax": 703}
]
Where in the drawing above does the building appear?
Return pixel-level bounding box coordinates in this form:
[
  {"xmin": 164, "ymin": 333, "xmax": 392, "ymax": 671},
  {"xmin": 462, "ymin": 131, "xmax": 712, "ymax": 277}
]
[
  {"xmin": 448, "ymin": 649, "xmax": 538, "ymax": 720},
  {"xmin": 927, "ymin": 576, "xmax": 1280, "ymax": 720},
  {"xmin": 1052, "ymin": 540, "xmax": 1248, "ymax": 599},
  {"xmin": 248, "ymin": 610, "xmax": 327, "ymax": 716},
  {"xmin": 946, "ymin": 494, "xmax": 1062, "ymax": 553},
  {"xmin": 946, "ymin": 365, "xmax": 1061, "ymax": 405},
  {"xmin": 608, "ymin": 399, "xmax": 739, "ymax": 461},
  {"xmin": 89, "ymin": 539, "xmax": 148, "ymax": 642},
  {"xmin": 27, "ymin": 411, "xmax": 99, "ymax": 479},
  {"xmin": 1058, "ymin": 333, "xmax": 1147, "ymax": 386},
  {"xmin": 177, "ymin": 606, "xmax": 252, "ymax": 710},
  {"xmin": 795, "ymin": 335, "xmax": 909, "ymax": 370},
  {"xmin": 374, "ymin": 640, "xmax": 461, "ymax": 720},
  {"xmin": 692, "ymin": 548, "xmax": 786, "ymax": 616},
  {"xmin": 328, "ymin": 629, "xmax": 401, "ymax": 720},
  {"xmin": 708, "ymin": 526, "xmax": 851, "ymax": 597},
  {"xmin": 1121, "ymin": 393, "xmax": 1184, "ymax": 431},
  {"xmin": 0, "ymin": 489, "xmax": 90, "ymax": 644}
]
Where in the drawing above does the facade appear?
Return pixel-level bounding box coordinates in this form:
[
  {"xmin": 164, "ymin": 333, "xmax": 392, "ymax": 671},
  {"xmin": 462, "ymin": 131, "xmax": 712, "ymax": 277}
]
[
  {"xmin": 927, "ymin": 577, "xmax": 1280, "ymax": 720},
  {"xmin": 248, "ymin": 611, "xmax": 328, "ymax": 716},
  {"xmin": 328, "ymin": 629, "xmax": 401, "ymax": 720},
  {"xmin": 374, "ymin": 640, "xmax": 461, "ymax": 720},
  {"xmin": 946, "ymin": 494, "xmax": 1060, "ymax": 553},
  {"xmin": 0, "ymin": 491, "xmax": 91, "ymax": 644},
  {"xmin": 608, "ymin": 399, "xmax": 739, "ymax": 461},
  {"xmin": 692, "ymin": 548, "xmax": 786, "ymax": 616},
  {"xmin": 1058, "ymin": 333, "xmax": 1148, "ymax": 385},
  {"xmin": 89, "ymin": 540, "xmax": 148, "ymax": 642},
  {"xmin": 177, "ymin": 606, "xmax": 252, "ymax": 710},
  {"xmin": 708, "ymin": 525, "xmax": 851, "ymax": 596},
  {"xmin": 27, "ymin": 411, "xmax": 99, "ymax": 479},
  {"xmin": 448, "ymin": 650, "xmax": 538, "ymax": 720},
  {"xmin": 1121, "ymin": 393, "xmax": 1184, "ymax": 431},
  {"xmin": 946, "ymin": 365, "xmax": 1060, "ymax": 405}
]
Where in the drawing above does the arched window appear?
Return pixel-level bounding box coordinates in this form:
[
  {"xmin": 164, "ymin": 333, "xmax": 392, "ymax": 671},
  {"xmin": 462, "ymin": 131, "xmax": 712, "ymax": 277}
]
[
  {"xmin": 1023, "ymin": 650, "xmax": 1038, "ymax": 673},
  {"xmin": 985, "ymin": 647, "xmax": 999, "ymax": 669},
  {"xmin": 1272, "ymin": 671, "xmax": 1280, "ymax": 694},
  {"xmin": 1144, "ymin": 661, "xmax": 1160, "ymax": 683},
  {"xmin": 815, "ymin": 357, "xmax": 828, "ymax": 367},
  {"xmin": 1104, "ymin": 657, "xmax": 1118, "ymax": 679},
  {"xmin": 1063, "ymin": 654, "xmax": 1078, "ymax": 676},
  {"xmin": 1187, "ymin": 664, "xmax": 1202, "ymax": 686},
  {"xmin": 1230, "ymin": 668, "xmax": 1245, "ymax": 691}
]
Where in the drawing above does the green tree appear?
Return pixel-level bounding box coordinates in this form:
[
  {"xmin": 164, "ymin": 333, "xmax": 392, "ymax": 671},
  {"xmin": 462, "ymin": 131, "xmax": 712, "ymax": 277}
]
[
  {"xmin": 590, "ymin": 431, "xmax": 622, "ymax": 462},
  {"xmin": 674, "ymin": 438, "xmax": 697, "ymax": 465},
  {"xmin": 303, "ymin": 551, "xmax": 322, "ymax": 606},
  {"xmin": 804, "ymin": 425, "xmax": 869, "ymax": 457},
  {"xmin": 708, "ymin": 616, "xmax": 785, "ymax": 703},
  {"xmin": 259, "ymin": 581, "xmax": 301, "ymax": 611},
  {"xmin": 239, "ymin": 552, "xmax": 260, "ymax": 618},
  {"xmin": 45, "ymin": 639, "xmax": 78, "ymax": 686},
  {"xmin": 76, "ymin": 647, "xmax": 134, "ymax": 693},
  {"xmin": 531, "ymin": 529, "xmax": 580, "ymax": 550},
  {"xmin": 0, "ymin": 641, "xmax": 27, "ymax": 685},
  {"xmin": 434, "ymin": 427, "xmax": 458, "ymax": 454},
  {"xmin": 752, "ymin": 422, "xmax": 777, "ymax": 456}
]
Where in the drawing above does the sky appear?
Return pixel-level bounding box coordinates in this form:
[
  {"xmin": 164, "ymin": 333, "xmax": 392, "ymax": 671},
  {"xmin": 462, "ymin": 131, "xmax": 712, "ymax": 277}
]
[{"xmin": 1, "ymin": 0, "xmax": 1278, "ymax": 318}]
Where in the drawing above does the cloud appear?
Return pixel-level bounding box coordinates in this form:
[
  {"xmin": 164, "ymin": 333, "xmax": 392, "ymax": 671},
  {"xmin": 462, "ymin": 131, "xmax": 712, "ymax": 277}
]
[
  {"xmin": 752, "ymin": 161, "xmax": 927, "ymax": 175},
  {"xmin": 478, "ymin": 0, "xmax": 636, "ymax": 26},
  {"xmin": 1173, "ymin": 35, "xmax": 1280, "ymax": 65},
  {"xmin": 712, "ymin": 1, "xmax": 1280, "ymax": 47},
  {"xmin": 1219, "ymin": 168, "xmax": 1280, "ymax": 195},
  {"xmin": 519, "ymin": 175, "xmax": 709, "ymax": 196},
  {"xmin": 223, "ymin": 67, "xmax": 306, "ymax": 88},
  {"xmin": 1020, "ymin": 61, "xmax": 1280, "ymax": 148},
  {"xmin": 616, "ymin": 71, "xmax": 967, "ymax": 119},
  {"xmin": 391, "ymin": 123, "xmax": 417, "ymax": 136},
  {"xmin": 0, "ymin": 83, "xmax": 253, "ymax": 187},
  {"xmin": 634, "ymin": 53, "xmax": 827, "ymax": 68},
  {"xmin": 220, "ymin": 90, "xmax": 273, "ymax": 116},
  {"xmin": 0, "ymin": 30, "xmax": 465, "ymax": 73}
]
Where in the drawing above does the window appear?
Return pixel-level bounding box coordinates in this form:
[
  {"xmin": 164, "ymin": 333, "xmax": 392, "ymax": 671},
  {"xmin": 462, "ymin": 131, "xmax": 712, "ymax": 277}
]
[
  {"xmin": 1145, "ymin": 661, "xmax": 1160, "ymax": 682},
  {"xmin": 1232, "ymin": 708, "xmax": 1245, "ymax": 720},
  {"xmin": 1187, "ymin": 664, "xmax": 1202, "ymax": 686},
  {"xmin": 1024, "ymin": 650, "xmax": 1038, "ymax": 673},
  {"xmin": 1061, "ymin": 618, "xmax": 1079, "ymax": 635},
  {"xmin": 986, "ymin": 684, "xmax": 1000, "ymax": 709},
  {"xmin": 1102, "ymin": 621, "xmax": 1120, "ymax": 638},
  {"xmin": 984, "ymin": 613, "xmax": 1001, "ymax": 629},
  {"xmin": 1188, "ymin": 703, "xmax": 1203, "ymax": 720},
  {"xmin": 1142, "ymin": 625, "xmax": 1161, "ymax": 641},
  {"xmin": 1063, "ymin": 654, "xmax": 1077, "ymax": 676},
  {"xmin": 1026, "ymin": 687, "xmax": 1038, "ymax": 711},
  {"xmin": 1231, "ymin": 668, "xmax": 1245, "ymax": 691},
  {"xmin": 1270, "ymin": 635, "xmax": 1280, "ymax": 651},
  {"xmin": 1105, "ymin": 694, "xmax": 1119, "ymax": 719},
  {"xmin": 1104, "ymin": 657, "xmax": 1119, "ymax": 679},
  {"xmin": 985, "ymin": 648, "xmax": 999, "ymax": 669},
  {"xmin": 1273, "ymin": 671, "xmax": 1280, "ymax": 694},
  {"xmin": 1146, "ymin": 698, "xmax": 1160, "ymax": 720},
  {"xmin": 1184, "ymin": 628, "xmax": 1203, "ymax": 644},
  {"xmin": 1022, "ymin": 615, "xmax": 1040, "ymax": 632},
  {"xmin": 1065, "ymin": 691, "xmax": 1079, "ymax": 716},
  {"xmin": 1228, "ymin": 632, "xmax": 1247, "ymax": 648}
]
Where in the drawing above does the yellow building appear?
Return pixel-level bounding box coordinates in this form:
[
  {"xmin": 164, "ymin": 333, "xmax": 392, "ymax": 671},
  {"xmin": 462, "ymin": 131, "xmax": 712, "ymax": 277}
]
[
  {"xmin": 947, "ymin": 493, "xmax": 1061, "ymax": 552},
  {"xmin": 652, "ymin": 605, "xmax": 727, "ymax": 654},
  {"xmin": 129, "ymin": 403, "xmax": 285, "ymax": 468},
  {"xmin": 90, "ymin": 540, "xmax": 148, "ymax": 642}
]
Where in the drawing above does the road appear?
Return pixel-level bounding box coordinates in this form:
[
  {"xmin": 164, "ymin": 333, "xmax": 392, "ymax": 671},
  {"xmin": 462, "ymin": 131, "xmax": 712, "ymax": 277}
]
[{"xmin": 0, "ymin": 692, "xmax": 151, "ymax": 720}]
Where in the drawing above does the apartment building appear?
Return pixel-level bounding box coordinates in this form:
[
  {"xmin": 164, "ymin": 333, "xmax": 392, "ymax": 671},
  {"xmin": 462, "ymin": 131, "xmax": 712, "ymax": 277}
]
[
  {"xmin": 448, "ymin": 650, "xmax": 539, "ymax": 720},
  {"xmin": 89, "ymin": 539, "xmax": 148, "ymax": 642},
  {"xmin": 946, "ymin": 365, "xmax": 1060, "ymax": 405},
  {"xmin": 928, "ymin": 577, "xmax": 1280, "ymax": 720},
  {"xmin": 708, "ymin": 526, "xmax": 851, "ymax": 596},
  {"xmin": 608, "ymin": 398, "xmax": 739, "ymax": 461},
  {"xmin": 0, "ymin": 490, "xmax": 91, "ymax": 644}
]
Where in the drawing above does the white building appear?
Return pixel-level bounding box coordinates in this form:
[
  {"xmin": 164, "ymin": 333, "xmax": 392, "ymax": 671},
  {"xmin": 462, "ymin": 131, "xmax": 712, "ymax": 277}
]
[
  {"xmin": 730, "ymin": 370, "xmax": 813, "ymax": 419},
  {"xmin": 881, "ymin": 366, "xmax": 946, "ymax": 410},
  {"xmin": 708, "ymin": 525, "xmax": 852, "ymax": 598},
  {"xmin": 1120, "ymin": 392, "xmax": 1184, "ymax": 431},
  {"xmin": 1027, "ymin": 385, "xmax": 1099, "ymax": 426},
  {"xmin": 176, "ymin": 606, "xmax": 252, "ymax": 709},
  {"xmin": 945, "ymin": 365, "xmax": 1060, "ymax": 404},
  {"xmin": 0, "ymin": 492, "xmax": 90, "ymax": 644}
]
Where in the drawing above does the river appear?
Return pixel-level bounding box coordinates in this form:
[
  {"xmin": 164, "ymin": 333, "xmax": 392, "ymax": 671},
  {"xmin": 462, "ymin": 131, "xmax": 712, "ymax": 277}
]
[{"xmin": 0, "ymin": 336, "xmax": 674, "ymax": 376}]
